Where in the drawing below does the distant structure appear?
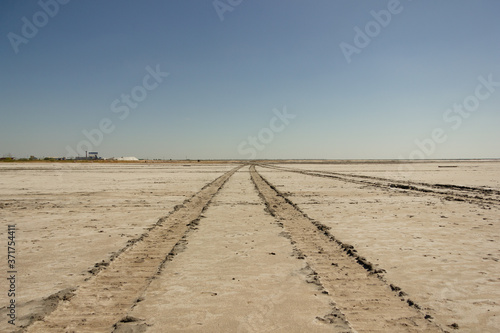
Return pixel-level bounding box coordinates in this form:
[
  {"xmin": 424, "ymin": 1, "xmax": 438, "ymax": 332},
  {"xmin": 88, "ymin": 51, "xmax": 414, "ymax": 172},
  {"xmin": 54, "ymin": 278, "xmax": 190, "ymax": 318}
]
[
  {"xmin": 74, "ymin": 151, "xmax": 101, "ymax": 160},
  {"xmin": 88, "ymin": 152, "xmax": 99, "ymax": 159}
]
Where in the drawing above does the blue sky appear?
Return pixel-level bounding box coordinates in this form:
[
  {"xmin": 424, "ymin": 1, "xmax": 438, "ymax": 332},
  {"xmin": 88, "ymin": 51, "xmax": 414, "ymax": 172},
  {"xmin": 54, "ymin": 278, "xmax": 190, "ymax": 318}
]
[{"xmin": 1, "ymin": 0, "xmax": 499, "ymax": 159}]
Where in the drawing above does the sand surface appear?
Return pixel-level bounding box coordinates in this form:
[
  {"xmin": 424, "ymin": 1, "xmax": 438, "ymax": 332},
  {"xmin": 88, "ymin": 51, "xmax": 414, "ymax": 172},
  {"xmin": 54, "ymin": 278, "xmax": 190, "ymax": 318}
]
[
  {"xmin": 120, "ymin": 168, "xmax": 350, "ymax": 332},
  {"xmin": 258, "ymin": 162, "xmax": 500, "ymax": 332},
  {"xmin": 0, "ymin": 163, "xmax": 233, "ymax": 331},
  {"xmin": 0, "ymin": 161, "xmax": 499, "ymax": 332},
  {"xmin": 278, "ymin": 161, "xmax": 500, "ymax": 190}
]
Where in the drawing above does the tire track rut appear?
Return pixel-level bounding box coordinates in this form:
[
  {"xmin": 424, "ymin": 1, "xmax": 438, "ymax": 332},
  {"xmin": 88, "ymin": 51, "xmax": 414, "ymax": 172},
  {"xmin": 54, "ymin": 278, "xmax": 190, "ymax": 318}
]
[
  {"xmin": 25, "ymin": 166, "xmax": 242, "ymax": 333},
  {"xmin": 115, "ymin": 166, "xmax": 355, "ymax": 332},
  {"xmin": 260, "ymin": 164, "xmax": 500, "ymax": 206},
  {"xmin": 250, "ymin": 165, "xmax": 443, "ymax": 333}
]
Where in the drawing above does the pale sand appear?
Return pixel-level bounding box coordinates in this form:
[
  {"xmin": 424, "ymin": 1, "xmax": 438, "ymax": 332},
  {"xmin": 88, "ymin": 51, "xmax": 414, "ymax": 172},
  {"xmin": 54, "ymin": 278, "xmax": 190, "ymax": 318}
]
[
  {"xmin": 258, "ymin": 162, "xmax": 500, "ymax": 332},
  {"xmin": 0, "ymin": 161, "xmax": 498, "ymax": 332},
  {"xmin": 279, "ymin": 161, "xmax": 500, "ymax": 190},
  {"xmin": 120, "ymin": 168, "xmax": 350, "ymax": 332},
  {"xmin": 0, "ymin": 163, "xmax": 234, "ymax": 331}
]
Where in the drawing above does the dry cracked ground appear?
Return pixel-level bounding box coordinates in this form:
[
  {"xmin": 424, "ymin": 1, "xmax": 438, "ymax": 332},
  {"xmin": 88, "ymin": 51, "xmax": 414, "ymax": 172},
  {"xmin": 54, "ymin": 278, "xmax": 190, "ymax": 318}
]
[{"xmin": 0, "ymin": 161, "xmax": 499, "ymax": 332}]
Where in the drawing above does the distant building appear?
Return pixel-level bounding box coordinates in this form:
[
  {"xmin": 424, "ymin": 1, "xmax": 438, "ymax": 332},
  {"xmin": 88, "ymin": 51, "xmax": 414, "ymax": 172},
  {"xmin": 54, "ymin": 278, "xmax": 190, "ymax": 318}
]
[
  {"xmin": 73, "ymin": 151, "xmax": 101, "ymax": 160},
  {"xmin": 88, "ymin": 152, "xmax": 99, "ymax": 159}
]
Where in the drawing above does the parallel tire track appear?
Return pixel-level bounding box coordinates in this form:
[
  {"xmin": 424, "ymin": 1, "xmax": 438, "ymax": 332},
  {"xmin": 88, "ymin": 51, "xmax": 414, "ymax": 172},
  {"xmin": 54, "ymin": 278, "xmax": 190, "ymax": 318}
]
[
  {"xmin": 260, "ymin": 164, "xmax": 500, "ymax": 206},
  {"xmin": 25, "ymin": 166, "xmax": 242, "ymax": 333},
  {"xmin": 250, "ymin": 166, "xmax": 443, "ymax": 333}
]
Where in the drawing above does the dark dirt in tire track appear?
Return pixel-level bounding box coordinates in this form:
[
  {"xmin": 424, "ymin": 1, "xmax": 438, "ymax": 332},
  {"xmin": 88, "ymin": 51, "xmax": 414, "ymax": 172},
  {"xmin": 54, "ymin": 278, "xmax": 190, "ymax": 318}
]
[
  {"xmin": 250, "ymin": 165, "xmax": 443, "ymax": 333},
  {"xmin": 260, "ymin": 164, "xmax": 500, "ymax": 206},
  {"xmin": 24, "ymin": 166, "xmax": 242, "ymax": 333}
]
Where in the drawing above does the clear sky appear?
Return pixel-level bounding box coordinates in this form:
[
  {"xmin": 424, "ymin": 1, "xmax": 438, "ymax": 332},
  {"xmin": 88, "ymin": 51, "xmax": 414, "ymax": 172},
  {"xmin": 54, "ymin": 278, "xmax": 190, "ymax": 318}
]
[{"xmin": 1, "ymin": 0, "xmax": 499, "ymax": 160}]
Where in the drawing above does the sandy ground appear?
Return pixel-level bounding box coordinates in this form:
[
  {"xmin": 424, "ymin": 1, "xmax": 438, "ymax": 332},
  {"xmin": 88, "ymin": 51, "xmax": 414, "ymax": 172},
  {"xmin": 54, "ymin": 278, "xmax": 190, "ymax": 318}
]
[
  {"xmin": 279, "ymin": 161, "xmax": 500, "ymax": 190},
  {"xmin": 258, "ymin": 162, "xmax": 500, "ymax": 332},
  {"xmin": 0, "ymin": 161, "xmax": 499, "ymax": 332},
  {"xmin": 121, "ymin": 168, "xmax": 351, "ymax": 332},
  {"xmin": 0, "ymin": 163, "xmax": 234, "ymax": 331}
]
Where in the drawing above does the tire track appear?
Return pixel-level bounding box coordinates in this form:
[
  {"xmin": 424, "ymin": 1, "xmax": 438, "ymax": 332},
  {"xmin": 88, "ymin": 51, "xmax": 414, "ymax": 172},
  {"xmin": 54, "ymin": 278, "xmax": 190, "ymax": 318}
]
[
  {"xmin": 24, "ymin": 166, "xmax": 242, "ymax": 333},
  {"xmin": 250, "ymin": 165, "xmax": 443, "ymax": 333},
  {"xmin": 115, "ymin": 166, "xmax": 354, "ymax": 332},
  {"xmin": 260, "ymin": 164, "xmax": 500, "ymax": 206}
]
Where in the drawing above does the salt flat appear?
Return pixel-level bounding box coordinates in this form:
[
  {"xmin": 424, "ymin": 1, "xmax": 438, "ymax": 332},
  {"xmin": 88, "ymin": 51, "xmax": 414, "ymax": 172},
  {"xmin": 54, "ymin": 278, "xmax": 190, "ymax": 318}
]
[
  {"xmin": 259, "ymin": 161, "xmax": 500, "ymax": 332},
  {"xmin": 0, "ymin": 161, "xmax": 498, "ymax": 332},
  {"xmin": 0, "ymin": 163, "xmax": 234, "ymax": 331},
  {"xmin": 279, "ymin": 160, "xmax": 500, "ymax": 190}
]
